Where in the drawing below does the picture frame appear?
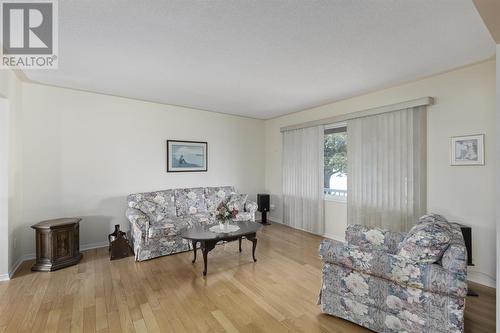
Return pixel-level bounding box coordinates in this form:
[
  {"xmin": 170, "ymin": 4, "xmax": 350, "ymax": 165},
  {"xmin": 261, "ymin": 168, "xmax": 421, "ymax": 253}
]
[
  {"xmin": 450, "ymin": 134, "xmax": 484, "ymax": 166},
  {"xmin": 167, "ymin": 140, "xmax": 208, "ymax": 172}
]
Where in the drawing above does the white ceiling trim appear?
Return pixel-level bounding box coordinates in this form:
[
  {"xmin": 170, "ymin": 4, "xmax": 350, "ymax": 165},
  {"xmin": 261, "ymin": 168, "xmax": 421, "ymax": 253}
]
[{"xmin": 280, "ymin": 97, "xmax": 434, "ymax": 132}]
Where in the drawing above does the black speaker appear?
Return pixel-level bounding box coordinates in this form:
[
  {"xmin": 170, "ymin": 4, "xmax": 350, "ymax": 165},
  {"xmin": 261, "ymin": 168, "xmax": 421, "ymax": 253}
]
[
  {"xmin": 257, "ymin": 194, "xmax": 270, "ymax": 212},
  {"xmin": 459, "ymin": 224, "xmax": 478, "ymax": 296},
  {"xmin": 459, "ymin": 225, "xmax": 473, "ymax": 266},
  {"xmin": 256, "ymin": 194, "xmax": 270, "ymax": 225}
]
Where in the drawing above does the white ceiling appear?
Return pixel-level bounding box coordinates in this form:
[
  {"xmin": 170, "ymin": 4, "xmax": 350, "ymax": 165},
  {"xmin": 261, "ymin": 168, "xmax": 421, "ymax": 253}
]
[{"xmin": 23, "ymin": 0, "xmax": 495, "ymax": 119}]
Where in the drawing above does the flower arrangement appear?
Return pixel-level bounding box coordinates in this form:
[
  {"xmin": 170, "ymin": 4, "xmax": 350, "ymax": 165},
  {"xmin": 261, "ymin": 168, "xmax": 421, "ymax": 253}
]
[{"xmin": 215, "ymin": 200, "xmax": 238, "ymax": 223}]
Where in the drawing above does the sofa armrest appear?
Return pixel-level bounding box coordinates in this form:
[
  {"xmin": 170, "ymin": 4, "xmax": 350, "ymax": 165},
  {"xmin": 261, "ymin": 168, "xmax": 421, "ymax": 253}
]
[
  {"xmin": 319, "ymin": 239, "xmax": 467, "ymax": 298},
  {"xmin": 126, "ymin": 207, "xmax": 150, "ymax": 233},
  {"xmin": 345, "ymin": 224, "xmax": 406, "ymax": 254},
  {"xmin": 442, "ymin": 243, "xmax": 468, "ymax": 274},
  {"xmin": 244, "ymin": 200, "xmax": 258, "ymax": 214}
]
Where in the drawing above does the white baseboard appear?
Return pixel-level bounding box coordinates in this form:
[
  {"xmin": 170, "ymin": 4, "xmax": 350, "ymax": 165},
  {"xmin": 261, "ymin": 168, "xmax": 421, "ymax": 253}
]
[
  {"xmin": 268, "ymin": 219, "xmax": 345, "ymax": 242},
  {"xmin": 268, "ymin": 216, "xmax": 282, "ymax": 224},
  {"xmin": 322, "ymin": 232, "xmax": 345, "ymax": 242},
  {"xmin": 80, "ymin": 241, "xmax": 108, "ymax": 251},
  {"xmin": 7, "ymin": 241, "xmax": 109, "ymax": 279},
  {"xmin": 468, "ymin": 270, "xmax": 496, "ymax": 288}
]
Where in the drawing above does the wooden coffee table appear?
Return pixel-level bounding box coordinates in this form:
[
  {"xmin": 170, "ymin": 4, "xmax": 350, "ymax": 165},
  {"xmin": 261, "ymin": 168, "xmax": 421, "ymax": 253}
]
[{"xmin": 180, "ymin": 221, "xmax": 262, "ymax": 276}]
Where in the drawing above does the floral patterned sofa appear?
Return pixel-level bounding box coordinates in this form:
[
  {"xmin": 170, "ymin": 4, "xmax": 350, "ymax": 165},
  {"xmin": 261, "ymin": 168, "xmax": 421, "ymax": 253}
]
[
  {"xmin": 126, "ymin": 186, "xmax": 258, "ymax": 261},
  {"xmin": 319, "ymin": 214, "xmax": 467, "ymax": 333}
]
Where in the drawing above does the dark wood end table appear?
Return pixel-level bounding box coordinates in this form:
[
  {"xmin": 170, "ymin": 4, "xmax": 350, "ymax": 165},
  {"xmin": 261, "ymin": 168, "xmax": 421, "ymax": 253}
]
[
  {"xmin": 31, "ymin": 217, "xmax": 82, "ymax": 272},
  {"xmin": 180, "ymin": 221, "xmax": 262, "ymax": 276}
]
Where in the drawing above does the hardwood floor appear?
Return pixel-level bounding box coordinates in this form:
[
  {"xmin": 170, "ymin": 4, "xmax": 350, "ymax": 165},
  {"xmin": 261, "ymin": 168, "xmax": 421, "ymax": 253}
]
[{"xmin": 1, "ymin": 223, "xmax": 495, "ymax": 332}]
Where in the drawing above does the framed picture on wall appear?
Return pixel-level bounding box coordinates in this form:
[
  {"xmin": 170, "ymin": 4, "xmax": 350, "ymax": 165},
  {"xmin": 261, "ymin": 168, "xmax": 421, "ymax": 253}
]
[
  {"xmin": 450, "ymin": 134, "xmax": 484, "ymax": 166},
  {"xmin": 167, "ymin": 140, "xmax": 208, "ymax": 172}
]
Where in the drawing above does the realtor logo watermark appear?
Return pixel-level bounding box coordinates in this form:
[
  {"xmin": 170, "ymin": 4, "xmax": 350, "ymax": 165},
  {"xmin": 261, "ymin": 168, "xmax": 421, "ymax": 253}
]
[{"xmin": 1, "ymin": 0, "xmax": 58, "ymax": 69}]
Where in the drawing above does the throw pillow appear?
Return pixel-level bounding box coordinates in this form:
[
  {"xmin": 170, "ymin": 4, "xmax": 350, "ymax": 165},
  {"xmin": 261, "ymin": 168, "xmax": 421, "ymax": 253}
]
[
  {"xmin": 174, "ymin": 188, "xmax": 208, "ymax": 216},
  {"xmin": 205, "ymin": 187, "xmax": 234, "ymax": 213},
  {"xmin": 227, "ymin": 193, "xmax": 248, "ymax": 213},
  {"xmin": 397, "ymin": 220, "xmax": 452, "ymax": 264},
  {"xmin": 128, "ymin": 190, "xmax": 177, "ymax": 223}
]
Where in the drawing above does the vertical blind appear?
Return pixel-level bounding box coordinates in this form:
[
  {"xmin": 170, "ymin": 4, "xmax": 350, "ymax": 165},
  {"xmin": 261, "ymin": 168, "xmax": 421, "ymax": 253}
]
[
  {"xmin": 347, "ymin": 106, "xmax": 427, "ymax": 232},
  {"xmin": 282, "ymin": 125, "xmax": 324, "ymax": 235}
]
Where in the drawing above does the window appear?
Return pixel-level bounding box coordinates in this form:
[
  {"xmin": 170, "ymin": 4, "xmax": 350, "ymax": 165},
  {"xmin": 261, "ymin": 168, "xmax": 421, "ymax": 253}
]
[{"xmin": 324, "ymin": 124, "xmax": 347, "ymax": 201}]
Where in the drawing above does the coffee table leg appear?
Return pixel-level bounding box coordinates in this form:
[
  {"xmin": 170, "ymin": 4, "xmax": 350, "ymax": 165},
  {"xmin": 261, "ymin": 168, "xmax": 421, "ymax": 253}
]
[
  {"xmin": 247, "ymin": 234, "xmax": 257, "ymax": 262},
  {"xmin": 201, "ymin": 240, "xmax": 216, "ymax": 276},
  {"xmin": 238, "ymin": 237, "xmax": 242, "ymax": 252},
  {"xmin": 191, "ymin": 240, "xmax": 198, "ymax": 264},
  {"xmin": 202, "ymin": 248, "xmax": 208, "ymax": 276}
]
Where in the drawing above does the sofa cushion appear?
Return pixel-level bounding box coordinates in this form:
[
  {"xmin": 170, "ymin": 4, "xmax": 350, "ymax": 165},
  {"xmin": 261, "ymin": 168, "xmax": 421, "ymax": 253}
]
[
  {"xmin": 174, "ymin": 188, "xmax": 208, "ymax": 216},
  {"xmin": 127, "ymin": 190, "xmax": 177, "ymax": 222},
  {"xmin": 397, "ymin": 217, "xmax": 452, "ymax": 264},
  {"xmin": 148, "ymin": 218, "xmax": 181, "ymax": 239},
  {"xmin": 227, "ymin": 193, "xmax": 248, "ymax": 212},
  {"xmin": 205, "ymin": 186, "xmax": 235, "ymax": 213},
  {"xmin": 147, "ymin": 214, "xmax": 214, "ymax": 239}
]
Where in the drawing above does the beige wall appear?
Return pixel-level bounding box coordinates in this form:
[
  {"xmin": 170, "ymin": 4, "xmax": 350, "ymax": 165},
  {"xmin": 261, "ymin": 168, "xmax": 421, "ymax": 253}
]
[
  {"xmin": 265, "ymin": 59, "xmax": 497, "ymax": 287},
  {"xmin": 495, "ymin": 45, "xmax": 499, "ymax": 320},
  {"xmin": 0, "ymin": 97, "xmax": 8, "ymax": 278},
  {"xmin": 0, "ymin": 69, "xmax": 23, "ymax": 278},
  {"xmin": 12, "ymin": 83, "xmax": 265, "ymax": 269}
]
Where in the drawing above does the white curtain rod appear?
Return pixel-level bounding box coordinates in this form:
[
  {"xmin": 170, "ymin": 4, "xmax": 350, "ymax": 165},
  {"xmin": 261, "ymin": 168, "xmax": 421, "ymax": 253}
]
[{"xmin": 280, "ymin": 97, "xmax": 434, "ymax": 132}]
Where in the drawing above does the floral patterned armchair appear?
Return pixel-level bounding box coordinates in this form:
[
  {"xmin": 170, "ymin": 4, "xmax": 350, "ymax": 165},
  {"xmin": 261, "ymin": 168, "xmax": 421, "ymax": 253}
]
[
  {"xmin": 319, "ymin": 214, "xmax": 467, "ymax": 333},
  {"xmin": 126, "ymin": 186, "xmax": 258, "ymax": 261}
]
